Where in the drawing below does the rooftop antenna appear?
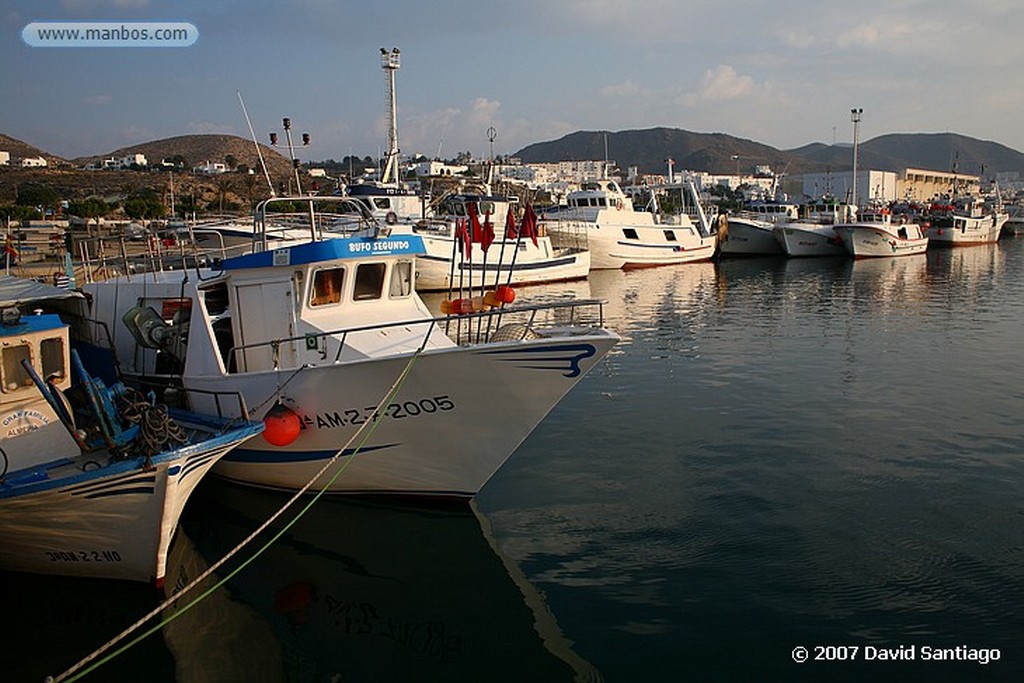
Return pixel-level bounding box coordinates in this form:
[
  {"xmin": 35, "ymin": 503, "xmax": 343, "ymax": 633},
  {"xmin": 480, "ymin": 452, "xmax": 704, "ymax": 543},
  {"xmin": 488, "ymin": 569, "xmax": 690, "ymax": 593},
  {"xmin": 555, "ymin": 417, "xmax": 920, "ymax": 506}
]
[
  {"xmin": 850, "ymin": 107, "xmax": 862, "ymax": 219},
  {"xmin": 380, "ymin": 47, "xmax": 401, "ymax": 186},
  {"xmin": 237, "ymin": 90, "xmax": 276, "ymax": 197}
]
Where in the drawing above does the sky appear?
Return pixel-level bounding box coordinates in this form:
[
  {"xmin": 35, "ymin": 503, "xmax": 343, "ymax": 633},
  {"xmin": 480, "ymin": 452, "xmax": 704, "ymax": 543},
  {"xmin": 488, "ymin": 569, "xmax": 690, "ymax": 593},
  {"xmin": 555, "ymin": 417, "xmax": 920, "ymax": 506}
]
[{"xmin": 4, "ymin": 0, "xmax": 1024, "ymax": 164}]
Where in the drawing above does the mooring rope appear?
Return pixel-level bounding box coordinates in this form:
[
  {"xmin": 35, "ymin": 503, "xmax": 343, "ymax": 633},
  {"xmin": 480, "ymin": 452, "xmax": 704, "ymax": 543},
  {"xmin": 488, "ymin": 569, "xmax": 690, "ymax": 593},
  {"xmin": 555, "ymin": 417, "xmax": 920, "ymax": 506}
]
[{"xmin": 49, "ymin": 346, "xmax": 425, "ymax": 683}]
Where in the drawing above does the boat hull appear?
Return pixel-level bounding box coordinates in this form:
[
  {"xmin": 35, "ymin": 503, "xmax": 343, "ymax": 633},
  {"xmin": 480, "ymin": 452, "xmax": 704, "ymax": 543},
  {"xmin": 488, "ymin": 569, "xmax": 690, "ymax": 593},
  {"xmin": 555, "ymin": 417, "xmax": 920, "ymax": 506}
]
[
  {"xmin": 587, "ymin": 226, "xmax": 716, "ymax": 269},
  {"xmin": 774, "ymin": 224, "xmax": 845, "ymax": 257},
  {"xmin": 0, "ymin": 426, "xmax": 255, "ymax": 583},
  {"xmin": 926, "ymin": 214, "xmax": 1007, "ymax": 246},
  {"xmin": 836, "ymin": 225, "xmax": 928, "ymax": 258},
  {"xmin": 412, "ymin": 235, "xmax": 590, "ymax": 290},
  {"xmin": 187, "ymin": 331, "xmax": 619, "ymax": 497},
  {"xmin": 718, "ymin": 217, "xmax": 784, "ymax": 256}
]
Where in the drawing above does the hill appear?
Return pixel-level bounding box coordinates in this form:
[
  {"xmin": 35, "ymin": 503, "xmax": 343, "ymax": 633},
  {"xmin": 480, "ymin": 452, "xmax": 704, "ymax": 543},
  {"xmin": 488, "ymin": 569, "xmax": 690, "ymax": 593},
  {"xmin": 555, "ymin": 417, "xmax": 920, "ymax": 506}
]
[
  {"xmin": 515, "ymin": 129, "xmax": 1024, "ymax": 177},
  {"xmin": 73, "ymin": 134, "xmax": 294, "ymax": 179},
  {"xmin": 0, "ymin": 133, "xmax": 68, "ymax": 165}
]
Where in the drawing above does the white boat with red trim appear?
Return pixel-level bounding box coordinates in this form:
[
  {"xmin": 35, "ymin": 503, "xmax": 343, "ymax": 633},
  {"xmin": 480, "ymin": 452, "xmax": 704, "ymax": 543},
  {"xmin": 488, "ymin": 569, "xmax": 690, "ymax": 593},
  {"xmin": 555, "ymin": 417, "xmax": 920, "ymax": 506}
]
[{"xmin": 834, "ymin": 209, "xmax": 928, "ymax": 258}]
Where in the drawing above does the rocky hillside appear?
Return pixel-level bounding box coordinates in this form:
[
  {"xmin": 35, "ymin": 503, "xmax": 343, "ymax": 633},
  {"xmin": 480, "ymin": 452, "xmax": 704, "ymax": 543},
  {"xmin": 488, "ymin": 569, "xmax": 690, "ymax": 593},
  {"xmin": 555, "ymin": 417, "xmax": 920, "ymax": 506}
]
[
  {"xmin": 72, "ymin": 134, "xmax": 295, "ymax": 179},
  {"xmin": 515, "ymin": 128, "xmax": 1024, "ymax": 176}
]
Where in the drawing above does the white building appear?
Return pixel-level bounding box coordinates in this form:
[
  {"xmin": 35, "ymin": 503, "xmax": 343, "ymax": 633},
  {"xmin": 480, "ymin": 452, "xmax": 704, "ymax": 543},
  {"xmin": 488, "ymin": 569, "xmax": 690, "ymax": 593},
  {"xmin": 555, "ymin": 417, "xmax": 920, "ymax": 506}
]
[
  {"xmin": 20, "ymin": 156, "xmax": 47, "ymax": 168},
  {"xmin": 800, "ymin": 170, "xmax": 899, "ymax": 204},
  {"xmin": 409, "ymin": 160, "xmax": 467, "ymax": 177},
  {"xmin": 193, "ymin": 160, "xmax": 227, "ymax": 174},
  {"xmin": 0, "ymin": 151, "xmax": 9, "ymax": 166},
  {"xmin": 119, "ymin": 153, "xmax": 147, "ymax": 168}
]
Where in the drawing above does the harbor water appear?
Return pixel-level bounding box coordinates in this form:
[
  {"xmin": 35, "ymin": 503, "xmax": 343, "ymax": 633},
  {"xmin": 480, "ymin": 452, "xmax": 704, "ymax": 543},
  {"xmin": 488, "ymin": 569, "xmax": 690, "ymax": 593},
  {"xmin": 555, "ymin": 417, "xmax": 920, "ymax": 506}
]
[{"xmin": 5, "ymin": 240, "xmax": 1024, "ymax": 682}]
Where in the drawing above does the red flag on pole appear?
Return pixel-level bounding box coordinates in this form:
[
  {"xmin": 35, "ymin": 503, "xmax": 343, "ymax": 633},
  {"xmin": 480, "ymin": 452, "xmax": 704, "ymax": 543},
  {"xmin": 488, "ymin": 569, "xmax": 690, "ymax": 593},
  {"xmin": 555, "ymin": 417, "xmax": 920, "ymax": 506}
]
[
  {"xmin": 505, "ymin": 205, "xmax": 517, "ymax": 239},
  {"xmin": 467, "ymin": 201, "xmax": 483, "ymax": 244},
  {"xmin": 481, "ymin": 209, "xmax": 494, "ymax": 252},
  {"xmin": 455, "ymin": 217, "xmax": 471, "ymax": 258},
  {"xmin": 521, "ymin": 203, "xmax": 539, "ymax": 247}
]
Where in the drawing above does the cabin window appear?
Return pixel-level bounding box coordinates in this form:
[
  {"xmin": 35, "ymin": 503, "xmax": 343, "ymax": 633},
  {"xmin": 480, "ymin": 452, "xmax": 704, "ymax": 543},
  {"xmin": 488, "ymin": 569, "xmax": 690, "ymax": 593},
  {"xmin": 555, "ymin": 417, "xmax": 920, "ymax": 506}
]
[
  {"xmin": 40, "ymin": 337, "xmax": 65, "ymax": 381},
  {"xmin": 1, "ymin": 344, "xmax": 32, "ymax": 393},
  {"xmin": 389, "ymin": 260, "xmax": 414, "ymax": 298},
  {"xmin": 310, "ymin": 268, "xmax": 344, "ymax": 306},
  {"xmin": 373, "ymin": 198, "xmax": 390, "ymax": 209},
  {"xmin": 201, "ymin": 283, "xmax": 229, "ymax": 316},
  {"xmin": 479, "ymin": 201, "xmax": 496, "ymax": 215},
  {"xmin": 598, "ymin": 198, "xmax": 607, "ymax": 207},
  {"xmin": 623, "ymin": 228, "xmax": 639, "ymax": 240},
  {"xmin": 354, "ymin": 263, "xmax": 386, "ymax": 301},
  {"xmin": 664, "ymin": 230, "xmax": 677, "ymax": 242}
]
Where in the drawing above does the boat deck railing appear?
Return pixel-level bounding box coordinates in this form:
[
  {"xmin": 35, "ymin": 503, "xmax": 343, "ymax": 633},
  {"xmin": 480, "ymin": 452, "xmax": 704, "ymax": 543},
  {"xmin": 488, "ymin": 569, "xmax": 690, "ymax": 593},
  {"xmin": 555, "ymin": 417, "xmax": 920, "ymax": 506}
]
[{"xmin": 226, "ymin": 298, "xmax": 608, "ymax": 373}]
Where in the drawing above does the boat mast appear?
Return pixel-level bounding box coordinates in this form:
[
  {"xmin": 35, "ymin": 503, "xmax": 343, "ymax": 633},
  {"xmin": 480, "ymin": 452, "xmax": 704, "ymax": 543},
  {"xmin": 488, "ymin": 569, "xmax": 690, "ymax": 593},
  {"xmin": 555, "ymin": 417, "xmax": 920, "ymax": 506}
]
[
  {"xmin": 380, "ymin": 47, "xmax": 401, "ymax": 186},
  {"xmin": 850, "ymin": 107, "xmax": 862, "ymax": 220}
]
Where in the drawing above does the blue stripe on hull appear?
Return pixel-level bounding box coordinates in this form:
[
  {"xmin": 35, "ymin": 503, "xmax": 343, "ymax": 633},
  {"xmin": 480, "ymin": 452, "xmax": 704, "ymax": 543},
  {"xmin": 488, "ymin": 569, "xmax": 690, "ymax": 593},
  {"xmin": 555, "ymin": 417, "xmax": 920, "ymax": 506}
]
[{"xmin": 223, "ymin": 443, "xmax": 397, "ymax": 464}]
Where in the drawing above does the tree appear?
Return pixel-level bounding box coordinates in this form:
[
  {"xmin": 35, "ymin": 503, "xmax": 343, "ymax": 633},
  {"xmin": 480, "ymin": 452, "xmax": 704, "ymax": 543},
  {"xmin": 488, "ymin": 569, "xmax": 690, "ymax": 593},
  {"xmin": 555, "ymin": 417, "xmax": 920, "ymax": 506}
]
[
  {"xmin": 225, "ymin": 154, "xmax": 239, "ymax": 171},
  {"xmin": 15, "ymin": 185, "xmax": 61, "ymax": 215},
  {"xmin": 215, "ymin": 178, "xmax": 234, "ymax": 213},
  {"xmin": 67, "ymin": 196, "xmax": 111, "ymax": 238}
]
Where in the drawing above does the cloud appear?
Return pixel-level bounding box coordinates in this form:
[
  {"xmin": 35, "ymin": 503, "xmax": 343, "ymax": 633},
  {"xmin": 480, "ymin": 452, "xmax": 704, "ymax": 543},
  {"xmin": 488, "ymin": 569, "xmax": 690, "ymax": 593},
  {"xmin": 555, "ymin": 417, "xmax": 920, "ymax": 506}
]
[
  {"xmin": 601, "ymin": 81, "xmax": 644, "ymax": 98},
  {"xmin": 83, "ymin": 93, "xmax": 111, "ymax": 105},
  {"xmin": 679, "ymin": 65, "xmax": 755, "ymax": 106}
]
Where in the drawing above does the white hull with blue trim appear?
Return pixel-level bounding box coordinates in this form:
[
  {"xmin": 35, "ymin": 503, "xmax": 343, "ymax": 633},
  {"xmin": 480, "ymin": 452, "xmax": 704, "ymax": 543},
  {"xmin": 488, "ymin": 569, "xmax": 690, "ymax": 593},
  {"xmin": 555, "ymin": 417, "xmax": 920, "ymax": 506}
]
[
  {"xmin": 84, "ymin": 197, "xmax": 618, "ymax": 498},
  {"xmin": 0, "ymin": 291, "xmax": 262, "ymax": 584}
]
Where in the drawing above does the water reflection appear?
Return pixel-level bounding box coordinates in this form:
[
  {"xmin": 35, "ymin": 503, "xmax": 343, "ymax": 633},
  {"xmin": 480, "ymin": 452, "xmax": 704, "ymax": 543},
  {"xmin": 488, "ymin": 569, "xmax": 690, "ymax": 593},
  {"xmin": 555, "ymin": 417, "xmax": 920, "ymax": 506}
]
[{"xmin": 180, "ymin": 479, "xmax": 599, "ymax": 682}]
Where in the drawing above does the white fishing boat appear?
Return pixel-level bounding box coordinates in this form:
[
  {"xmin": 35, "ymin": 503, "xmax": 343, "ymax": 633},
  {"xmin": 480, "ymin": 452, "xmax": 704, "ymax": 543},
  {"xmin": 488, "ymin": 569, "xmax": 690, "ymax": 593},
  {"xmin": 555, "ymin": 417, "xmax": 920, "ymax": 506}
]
[
  {"xmin": 773, "ymin": 199, "xmax": 852, "ymax": 257},
  {"xmin": 397, "ymin": 193, "xmax": 591, "ymax": 291},
  {"xmin": 554, "ymin": 179, "xmax": 716, "ymax": 269},
  {"xmin": 1002, "ymin": 203, "xmax": 1024, "ymax": 237},
  {"xmin": 718, "ymin": 201, "xmax": 799, "ymax": 257},
  {"xmin": 82, "ymin": 196, "xmax": 618, "ymax": 498},
  {"xmin": 924, "ymin": 197, "xmax": 1008, "ymax": 246},
  {"xmin": 0, "ymin": 278, "xmax": 262, "ymax": 585},
  {"xmin": 833, "ymin": 208, "xmax": 929, "ymax": 258}
]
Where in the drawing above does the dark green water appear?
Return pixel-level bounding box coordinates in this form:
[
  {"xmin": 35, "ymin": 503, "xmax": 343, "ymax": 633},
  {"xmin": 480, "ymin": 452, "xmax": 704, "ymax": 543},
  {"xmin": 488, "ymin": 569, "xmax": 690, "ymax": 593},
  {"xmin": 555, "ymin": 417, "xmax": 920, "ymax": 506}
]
[{"xmin": 6, "ymin": 241, "xmax": 1023, "ymax": 682}]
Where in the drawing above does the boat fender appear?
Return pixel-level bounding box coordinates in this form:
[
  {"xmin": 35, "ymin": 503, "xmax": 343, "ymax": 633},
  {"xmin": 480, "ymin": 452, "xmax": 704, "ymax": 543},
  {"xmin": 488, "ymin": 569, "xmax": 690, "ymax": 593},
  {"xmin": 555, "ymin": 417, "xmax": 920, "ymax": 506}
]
[
  {"xmin": 263, "ymin": 402, "xmax": 301, "ymax": 446},
  {"xmin": 385, "ymin": 211, "xmax": 398, "ymax": 225}
]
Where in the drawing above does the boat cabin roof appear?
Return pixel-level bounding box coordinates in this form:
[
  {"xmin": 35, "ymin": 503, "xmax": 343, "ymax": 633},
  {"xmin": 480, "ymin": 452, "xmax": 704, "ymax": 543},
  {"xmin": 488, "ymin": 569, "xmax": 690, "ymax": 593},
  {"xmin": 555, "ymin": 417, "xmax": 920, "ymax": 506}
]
[{"xmin": 221, "ymin": 234, "xmax": 425, "ymax": 271}]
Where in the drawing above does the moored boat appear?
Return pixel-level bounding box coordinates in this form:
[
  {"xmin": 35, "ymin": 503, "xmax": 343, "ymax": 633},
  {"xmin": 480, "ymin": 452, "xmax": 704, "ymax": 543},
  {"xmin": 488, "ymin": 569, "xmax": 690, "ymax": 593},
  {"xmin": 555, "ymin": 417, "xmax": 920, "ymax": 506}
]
[
  {"xmin": 773, "ymin": 198, "xmax": 851, "ymax": 257},
  {"xmin": 924, "ymin": 196, "xmax": 1008, "ymax": 246},
  {"xmin": 834, "ymin": 208, "xmax": 929, "ymax": 258},
  {"xmin": 82, "ymin": 196, "xmax": 618, "ymax": 498},
  {"xmin": 554, "ymin": 179, "xmax": 716, "ymax": 269},
  {"xmin": 0, "ymin": 279, "xmax": 262, "ymax": 584}
]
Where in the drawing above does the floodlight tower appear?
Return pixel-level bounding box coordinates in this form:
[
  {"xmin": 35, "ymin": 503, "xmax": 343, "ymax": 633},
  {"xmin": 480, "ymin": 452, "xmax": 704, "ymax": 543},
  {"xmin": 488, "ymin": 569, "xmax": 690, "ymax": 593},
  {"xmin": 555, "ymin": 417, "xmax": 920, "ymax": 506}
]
[
  {"xmin": 850, "ymin": 108, "xmax": 863, "ymax": 219},
  {"xmin": 380, "ymin": 47, "xmax": 401, "ymax": 185}
]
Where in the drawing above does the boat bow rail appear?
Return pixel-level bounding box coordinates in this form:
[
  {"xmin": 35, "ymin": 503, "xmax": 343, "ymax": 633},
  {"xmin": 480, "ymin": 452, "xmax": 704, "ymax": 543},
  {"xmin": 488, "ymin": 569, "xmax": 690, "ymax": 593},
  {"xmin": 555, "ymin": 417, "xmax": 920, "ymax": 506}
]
[{"xmin": 225, "ymin": 298, "xmax": 609, "ymax": 373}]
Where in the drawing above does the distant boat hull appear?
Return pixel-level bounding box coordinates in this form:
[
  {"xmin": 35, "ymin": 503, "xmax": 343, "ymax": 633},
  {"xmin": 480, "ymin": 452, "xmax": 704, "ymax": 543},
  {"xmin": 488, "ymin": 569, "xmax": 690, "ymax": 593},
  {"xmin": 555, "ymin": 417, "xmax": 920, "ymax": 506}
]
[
  {"xmin": 926, "ymin": 213, "xmax": 1007, "ymax": 246},
  {"xmin": 835, "ymin": 222, "xmax": 928, "ymax": 258},
  {"xmin": 773, "ymin": 223, "xmax": 846, "ymax": 257},
  {"xmin": 718, "ymin": 217, "xmax": 784, "ymax": 256}
]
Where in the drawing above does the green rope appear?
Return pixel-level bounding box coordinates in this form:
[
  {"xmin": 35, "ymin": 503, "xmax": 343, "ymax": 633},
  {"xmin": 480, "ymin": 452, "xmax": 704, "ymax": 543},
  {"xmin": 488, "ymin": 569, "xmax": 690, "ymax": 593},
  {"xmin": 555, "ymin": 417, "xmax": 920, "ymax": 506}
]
[{"xmin": 51, "ymin": 348, "xmax": 424, "ymax": 682}]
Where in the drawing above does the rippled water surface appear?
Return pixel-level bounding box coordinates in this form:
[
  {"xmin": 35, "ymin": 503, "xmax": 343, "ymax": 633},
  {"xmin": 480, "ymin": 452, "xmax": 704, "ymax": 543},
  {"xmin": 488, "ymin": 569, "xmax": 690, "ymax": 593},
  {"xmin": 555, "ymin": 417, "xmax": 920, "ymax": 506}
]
[{"xmin": 6, "ymin": 242, "xmax": 1023, "ymax": 682}]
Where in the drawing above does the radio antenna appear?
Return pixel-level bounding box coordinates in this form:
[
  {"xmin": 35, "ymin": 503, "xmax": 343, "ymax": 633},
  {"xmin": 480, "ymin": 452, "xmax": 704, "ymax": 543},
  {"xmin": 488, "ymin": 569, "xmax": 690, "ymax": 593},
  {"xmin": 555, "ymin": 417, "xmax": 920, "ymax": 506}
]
[{"xmin": 237, "ymin": 90, "xmax": 276, "ymax": 197}]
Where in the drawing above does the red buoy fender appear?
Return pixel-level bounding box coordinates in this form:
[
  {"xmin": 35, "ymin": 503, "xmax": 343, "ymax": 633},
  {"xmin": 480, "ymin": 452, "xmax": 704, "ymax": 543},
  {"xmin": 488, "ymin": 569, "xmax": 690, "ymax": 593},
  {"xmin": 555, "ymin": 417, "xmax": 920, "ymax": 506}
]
[{"xmin": 262, "ymin": 402, "xmax": 301, "ymax": 446}]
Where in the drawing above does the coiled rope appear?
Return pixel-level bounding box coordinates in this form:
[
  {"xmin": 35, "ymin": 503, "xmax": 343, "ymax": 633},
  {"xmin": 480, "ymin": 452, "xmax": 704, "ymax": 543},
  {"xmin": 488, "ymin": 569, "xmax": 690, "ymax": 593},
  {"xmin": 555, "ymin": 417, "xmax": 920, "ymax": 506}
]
[
  {"xmin": 49, "ymin": 346, "xmax": 425, "ymax": 683},
  {"xmin": 119, "ymin": 389, "xmax": 188, "ymax": 456}
]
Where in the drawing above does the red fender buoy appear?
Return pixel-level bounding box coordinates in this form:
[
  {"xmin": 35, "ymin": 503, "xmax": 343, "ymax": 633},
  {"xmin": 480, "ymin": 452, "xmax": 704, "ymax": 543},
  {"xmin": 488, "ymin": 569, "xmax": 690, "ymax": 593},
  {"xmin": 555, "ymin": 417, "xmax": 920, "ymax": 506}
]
[{"xmin": 262, "ymin": 402, "xmax": 301, "ymax": 446}]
